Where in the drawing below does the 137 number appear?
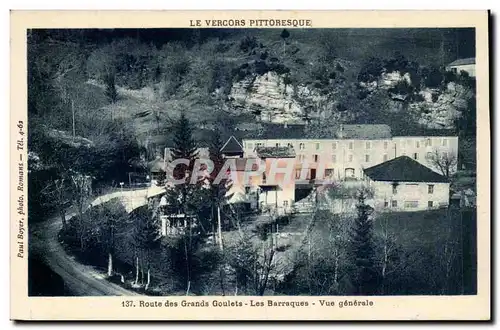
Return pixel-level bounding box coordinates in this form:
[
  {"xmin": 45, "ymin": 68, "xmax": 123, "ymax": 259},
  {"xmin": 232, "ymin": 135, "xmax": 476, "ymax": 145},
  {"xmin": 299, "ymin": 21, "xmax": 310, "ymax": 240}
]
[{"xmin": 122, "ymin": 300, "xmax": 135, "ymax": 307}]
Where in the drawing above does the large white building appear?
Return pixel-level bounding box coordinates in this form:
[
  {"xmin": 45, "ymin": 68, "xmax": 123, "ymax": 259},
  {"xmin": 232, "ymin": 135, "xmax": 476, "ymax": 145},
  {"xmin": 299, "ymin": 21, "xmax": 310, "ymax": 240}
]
[
  {"xmin": 155, "ymin": 124, "xmax": 458, "ymax": 215},
  {"xmin": 242, "ymin": 124, "xmax": 458, "ymax": 181}
]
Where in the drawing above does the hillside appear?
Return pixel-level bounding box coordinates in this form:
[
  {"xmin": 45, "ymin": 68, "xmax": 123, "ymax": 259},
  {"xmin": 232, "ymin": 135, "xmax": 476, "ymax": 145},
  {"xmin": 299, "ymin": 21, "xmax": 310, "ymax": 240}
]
[{"xmin": 28, "ymin": 28, "xmax": 476, "ymax": 160}]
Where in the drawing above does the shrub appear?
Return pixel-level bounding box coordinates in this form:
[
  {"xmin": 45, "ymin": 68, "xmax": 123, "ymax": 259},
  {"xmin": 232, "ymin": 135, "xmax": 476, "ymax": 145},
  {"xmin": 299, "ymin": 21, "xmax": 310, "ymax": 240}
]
[
  {"xmin": 239, "ymin": 36, "xmax": 258, "ymax": 53},
  {"xmin": 271, "ymin": 63, "xmax": 290, "ymax": 75},
  {"xmin": 295, "ymin": 58, "xmax": 306, "ymax": 65},
  {"xmin": 253, "ymin": 222, "xmax": 271, "ymax": 241},
  {"xmin": 254, "ymin": 60, "xmax": 270, "ymax": 75}
]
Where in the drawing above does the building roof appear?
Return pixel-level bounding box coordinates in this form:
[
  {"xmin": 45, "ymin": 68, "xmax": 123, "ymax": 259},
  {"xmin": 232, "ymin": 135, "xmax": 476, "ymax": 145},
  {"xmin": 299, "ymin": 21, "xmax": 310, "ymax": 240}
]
[
  {"xmin": 220, "ymin": 135, "xmax": 243, "ymax": 154},
  {"xmin": 258, "ymin": 123, "xmax": 307, "ymax": 139},
  {"xmin": 447, "ymin": 57, "xmax": 475, "ymax": 67},
  {"xmin": 392, "ymin": 128, "xmax": 456, "ymax": 137},
  {"xmin": 256, "ymin": 146, "xmax": 296, "ymax": 158},
  {"xmin": 364, "ymin": 156, "xmax": 448, "ymax": 183},
  {"xmin": 245, "ymin": 123, "xmax": 393, "ymax": 140},
  {"xmin": 340, "ymin": 124, "xmax": 392, "ymax": 139}
]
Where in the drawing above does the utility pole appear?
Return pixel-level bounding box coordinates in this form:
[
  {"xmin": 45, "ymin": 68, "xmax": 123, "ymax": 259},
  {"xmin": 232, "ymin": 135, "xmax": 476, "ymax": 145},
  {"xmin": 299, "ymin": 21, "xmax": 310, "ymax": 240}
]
[{"xmin": 217, "ymin": 203, "xmax": 223, "ymax": 251}]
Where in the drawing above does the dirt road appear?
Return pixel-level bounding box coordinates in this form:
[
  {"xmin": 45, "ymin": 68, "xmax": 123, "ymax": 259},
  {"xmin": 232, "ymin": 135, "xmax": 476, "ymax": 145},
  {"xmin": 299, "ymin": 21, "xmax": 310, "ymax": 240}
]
[{"xmin": 29, "ymin": 189, "xmax": 151, "ymax": 296}]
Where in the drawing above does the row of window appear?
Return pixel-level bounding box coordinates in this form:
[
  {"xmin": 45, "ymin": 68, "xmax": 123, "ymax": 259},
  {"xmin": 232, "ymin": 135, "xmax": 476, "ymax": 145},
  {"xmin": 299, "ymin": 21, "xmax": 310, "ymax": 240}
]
[
  {"xmin": 296, "ymin": 154, "xmax": 390, "ymax": 163},
  {"xmin": 257, "ymin": 199, "xmax": 437, "ymax": 209},
  {"xmin": 392, "ymin": 184, "xmax": 434, "ymax": 194},
  {"xmin": 384, "ymin": 200, "xmax": 436, "ymax": 208},
  {"xmin": 247, "ymin": 138, "xmax": 449, "ymax": 151},
  {"xmin": 290, "ymin": 151, "xmax": 434, "ymax": 163}
]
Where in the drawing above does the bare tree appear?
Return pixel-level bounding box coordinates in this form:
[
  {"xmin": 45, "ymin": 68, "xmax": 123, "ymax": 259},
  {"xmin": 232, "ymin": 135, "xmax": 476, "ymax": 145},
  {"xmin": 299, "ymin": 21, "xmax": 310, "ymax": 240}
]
[
  {"xmin": 41, "ymin": 177, "xmax": 71, "ymax": 229},
  {"xmin": 426, "ymin": 149, "xmax": 458, "ymax": 178},
  {"xmin": 325, "ymin": 214, "xmax": 351, "ymax": 294},
  {"xmin": 437, "ymin": 211, "xmax": 462, "ymax": 294},
  {"xmin": 255, "ymin": 237, "xmax": 276, "ymax": 296},
  {"xmin": 70, "ymin": 173, "xmax": 93, "ymax": 250},
  {"xmin": 375, "ymin": 217, "xmax": 410, "ymax": 295},
  {"xmin": 132, "ymin": 198, "xmax": 161, "ymax": 291}
]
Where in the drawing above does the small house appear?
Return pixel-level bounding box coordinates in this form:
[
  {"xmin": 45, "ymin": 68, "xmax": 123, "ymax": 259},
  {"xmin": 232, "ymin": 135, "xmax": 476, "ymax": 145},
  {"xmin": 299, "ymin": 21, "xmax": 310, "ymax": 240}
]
[
  {"xmin": 363, "ymin": 156, "xmax": 450, "ymax": 211},
  {"xmin": 445, "ymin": 57, "xmax": 475, "ymax": 77}
]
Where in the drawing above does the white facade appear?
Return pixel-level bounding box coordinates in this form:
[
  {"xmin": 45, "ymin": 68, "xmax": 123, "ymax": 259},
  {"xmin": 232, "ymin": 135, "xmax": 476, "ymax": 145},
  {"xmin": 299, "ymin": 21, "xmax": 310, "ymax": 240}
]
[
  {"xmin": 258, "ymin": 186, "xmax": 294, "ymax": 214},
  {"xmin": 242, "ymin": 136, "xmax": 458, "ymax": 180},
  {"xmin": 366, "ymin": 180, "xmax": 450, "ymax": 212},
  {"xmin": 391, "ymin": 136, "xmax": 459, "ymax": 175}
]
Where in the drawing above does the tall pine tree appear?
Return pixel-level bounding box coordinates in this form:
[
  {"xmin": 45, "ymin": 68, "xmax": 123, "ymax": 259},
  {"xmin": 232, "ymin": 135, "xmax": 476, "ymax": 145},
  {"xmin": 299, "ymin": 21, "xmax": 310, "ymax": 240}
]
[
  {"xmin": 164, "ymin": 112, "xmax": 205, "ymax": 294},
  {"xmin": 350, "ymin": 190, "xmax": 379, "ymax": 295},
  {"xmin": 208, "ymin": 128, "xmax": 226, "ymax": 249},
  {"xmin": 171, "ymin": 112, "xmax": 199, "ymax": 181},
  {"xmin": 166, "ymin": 112, "xmax": 201, "ymax": 213}
]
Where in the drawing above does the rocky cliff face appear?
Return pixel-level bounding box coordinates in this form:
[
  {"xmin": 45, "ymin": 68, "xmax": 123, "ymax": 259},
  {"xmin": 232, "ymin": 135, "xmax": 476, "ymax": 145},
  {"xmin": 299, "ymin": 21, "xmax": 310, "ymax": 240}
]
[
  {"xmin": 228, "ymin": 70, "xmax": 471, "ymax": 130},
  {"xmin": 411, "ymin": 82, "xmax": 473, "ymax": 129},
  {"xmin": 375, "ymin": 72, "xmax": 472, "ymax": 129},
  {"xmin": 229, "ymin": 71, "xmax": 330, "ymax": 124}
]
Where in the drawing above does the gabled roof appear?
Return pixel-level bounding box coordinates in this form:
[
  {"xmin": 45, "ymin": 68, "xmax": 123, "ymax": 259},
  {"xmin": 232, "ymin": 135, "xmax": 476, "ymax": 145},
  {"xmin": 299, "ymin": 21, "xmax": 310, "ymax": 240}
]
[
  {"xmin": 364, "ymin": 156, "xmax": 448, "ymax": 183},
  {"xmin": 244, "ymin": 123, "xmax": 393, "ymax": 140},
  {"xmin": 220, "ymin": 136, "xmax": 243, "ymax": 154},
  {"xmin": 256, "ymin": 146, "xmax": 296, "ymax": 158},
  {"xmin": 392, "ymin": 128, "xmax": 456, "ymax": 137},
  {"xmin": 447, "ymin": 57, "xmax": 475, "ymax": 67},
  {"xmin": 340, "ymin": 124, "xmax": 392, "ymax": 139}
]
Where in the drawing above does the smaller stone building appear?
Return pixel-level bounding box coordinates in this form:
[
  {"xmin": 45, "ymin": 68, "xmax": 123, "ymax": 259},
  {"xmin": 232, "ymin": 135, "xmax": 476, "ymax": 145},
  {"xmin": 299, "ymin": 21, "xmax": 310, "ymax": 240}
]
[{"xmin": 363, "ymin": 156, "xmax": 450, "ymax": 212}]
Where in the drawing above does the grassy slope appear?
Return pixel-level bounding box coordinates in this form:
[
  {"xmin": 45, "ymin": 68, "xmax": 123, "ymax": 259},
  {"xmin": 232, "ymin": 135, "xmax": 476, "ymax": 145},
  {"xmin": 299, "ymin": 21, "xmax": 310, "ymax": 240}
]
[{"xmin": 374, "ymin": 207, "xmax": 476, "ymax": 294}]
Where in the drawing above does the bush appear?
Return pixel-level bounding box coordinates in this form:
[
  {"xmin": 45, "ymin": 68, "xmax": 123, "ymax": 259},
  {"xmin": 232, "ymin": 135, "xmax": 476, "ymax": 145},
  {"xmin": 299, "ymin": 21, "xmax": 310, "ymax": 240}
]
[
  {"xmin": 358, "ymin": 57, "xmax": 384, "ymax": 83},
  {"xmin": 270, "ymin": 63, "xmax": 290, "ymax": 75},
  {"xmin": 253, "ymin": 222, "xmax": 271, "ymax": 241},
  {"xmin": 239, "ymin": 36, "xmax": 258, "ymax": 53},
  {"xmin": 254, "ymin": 60, "xmax": 270, "ymax": 75},
  {"xmin": 276, "ymin": 215, "xmax": 291, "ymax": 226},
  {"xmin": 283, "ymin": 75, "xmax": 293, "ymax": 86}
]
